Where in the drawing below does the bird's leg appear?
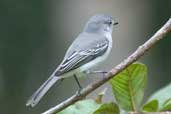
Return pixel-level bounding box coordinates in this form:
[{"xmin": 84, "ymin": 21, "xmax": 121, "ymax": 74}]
[
  {"xmin": 85, "ymin": 70, "xmax": 107, "ymax": 78},
  {"xmin": 91, "ymin": 71, "xmax": 108, "ymax": 74},
  {"xmin": 85, "ymin": 70, "xmax": 107, "ymax": 74},
  {"xmin": 94, "ymin": 71, "xmax": 107, "ymax": 78},
  {"xmin": 74, "ymin": 74, "xmax": 82, "ymax": 94}
]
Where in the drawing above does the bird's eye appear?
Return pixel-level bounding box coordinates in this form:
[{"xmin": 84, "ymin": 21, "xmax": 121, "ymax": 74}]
[{"xmin": 109, "ymin": 21, "xmax": 112, "ymax": 25}]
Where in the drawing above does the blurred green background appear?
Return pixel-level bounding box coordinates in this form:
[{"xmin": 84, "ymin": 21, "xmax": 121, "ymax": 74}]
[{"xmin": 0, "ymin": 0, "xmax": 171, "ymax": 114}]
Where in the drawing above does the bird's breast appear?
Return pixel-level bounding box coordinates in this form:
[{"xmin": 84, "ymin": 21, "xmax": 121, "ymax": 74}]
[{"xmin": 79, "ymin": 33, "xmax": 113, "ymax": 72}]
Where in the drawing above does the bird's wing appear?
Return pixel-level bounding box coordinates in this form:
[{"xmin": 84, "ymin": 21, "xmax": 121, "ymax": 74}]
[{"xmin": 55, "ymin": 36, "xmax": 109, "ymax": 76}]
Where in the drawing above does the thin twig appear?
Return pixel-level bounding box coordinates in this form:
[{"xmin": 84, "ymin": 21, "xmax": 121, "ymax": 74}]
[{"xmin": 42, "ymin": 18, "xmax": 171, "ymax": 114}]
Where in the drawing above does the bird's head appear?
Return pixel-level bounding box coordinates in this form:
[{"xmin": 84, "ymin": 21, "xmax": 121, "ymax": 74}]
[{"xmin": 84, "ymin": 14, "xmax": 118, "ymax": 34}]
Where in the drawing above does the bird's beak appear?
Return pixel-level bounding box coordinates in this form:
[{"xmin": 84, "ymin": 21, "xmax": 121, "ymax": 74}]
[{"xmin": 113, "ymin": 22, "xmax": 119, "ymax": 25}]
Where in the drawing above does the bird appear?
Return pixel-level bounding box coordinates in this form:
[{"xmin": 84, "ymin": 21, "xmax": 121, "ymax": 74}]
[{"xmin": 26, "ymin": 14, "xmax": 118, "ymax": 107}]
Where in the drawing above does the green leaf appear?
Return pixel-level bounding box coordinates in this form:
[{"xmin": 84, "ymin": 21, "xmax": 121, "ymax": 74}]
[
  {"xmin": 93, "ymin": 102, "xmax": 119, "ymax": 114},
  {"xmin": 58, "ymin": 99, "xmax": 101, "ymax": 114},
  {"xmin": 109, "ymin": 62, "xmax": 147, "ymax": 111},
  {"xmin": 95, "ymin": 88, "xmax": 108, "ymax": 104},
  {"xmin": 147, "ymin": 83, "xmax": 171, "ymax": 111},
  {"xmin": 142, "ymin": 99, "xmax": 159, "ymax": 112},
  {"xmin": 161, "ymin": 98, "xmax": 171, "ymax": 111}
]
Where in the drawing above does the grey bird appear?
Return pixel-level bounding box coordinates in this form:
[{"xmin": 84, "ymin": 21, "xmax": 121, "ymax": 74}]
[{"xmin": 26, "ymin": 14, "xmax": 118, "ymax": 107}]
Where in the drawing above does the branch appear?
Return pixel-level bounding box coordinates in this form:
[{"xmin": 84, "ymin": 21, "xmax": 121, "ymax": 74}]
[{"xmin": 42, "ymin": 18, "xmax": 171, "ymax": 114}]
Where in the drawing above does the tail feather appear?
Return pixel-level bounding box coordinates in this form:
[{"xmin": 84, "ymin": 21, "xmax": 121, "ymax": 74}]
[{"xmin": 26, "ymin": 76, "xmax": 60, "ymax": 107}]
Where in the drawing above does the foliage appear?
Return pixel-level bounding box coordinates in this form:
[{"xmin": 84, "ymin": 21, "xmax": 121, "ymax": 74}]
[
  {"xmin": 144, "ymin": 83, "xmax": 171, "ymax": 112},
  {"xmin": 142, "ymin": 99, "xmax": 159, "ymax": 112},
  {"xmin": 93, "ymin": 102, "xmax": 119, "ymax": 114},
  {"xmin": 57, "ymin": 62, "xmax": 171, "ymax": 114},
  {"xmin": 58, "ymin": 99, "xmax": 100, "ymax": 114},
  {"xmin": 110, "ymin": 63, "xmax": 147, "ymax": 111}
]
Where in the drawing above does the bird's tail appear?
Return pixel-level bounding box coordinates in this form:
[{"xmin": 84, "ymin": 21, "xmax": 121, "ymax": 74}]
[{"xmin": 26, "ymin": 75, "xmax": 61, "ymax": 107}]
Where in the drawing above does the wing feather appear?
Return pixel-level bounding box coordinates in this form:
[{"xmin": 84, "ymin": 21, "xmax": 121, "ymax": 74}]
[{"xmin": 55, "ymin": 38, "xmax": 109, "ymax": 76}]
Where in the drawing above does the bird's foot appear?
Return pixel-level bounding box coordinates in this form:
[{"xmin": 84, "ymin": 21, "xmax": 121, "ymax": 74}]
[{"xmin": 85, "ymin": 70, "xmax": 107, "ymax": 78}]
